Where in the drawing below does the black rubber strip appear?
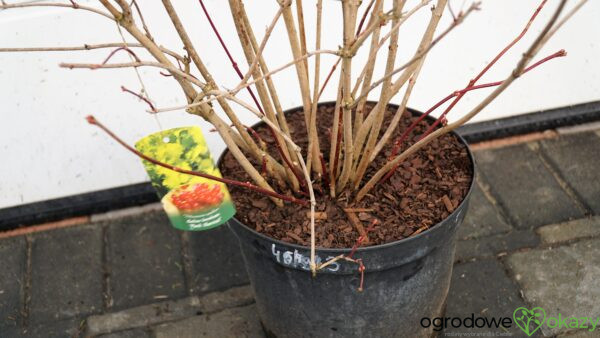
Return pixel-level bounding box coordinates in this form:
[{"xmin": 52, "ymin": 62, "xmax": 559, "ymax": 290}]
[
  {"xmin": 1, "ymin": 100, "xmax": 599, "ymax": 231},
  {"xmin": 457, "ymin": 100, "xmax": 600, "ymax": 142},
  {"xmin": 0, "ymin": 183, "xmax": 158, "ymax": 231}
]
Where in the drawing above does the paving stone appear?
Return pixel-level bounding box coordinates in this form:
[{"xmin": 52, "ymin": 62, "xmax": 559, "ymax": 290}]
[
  {"xmin": 106, "ymin": 211, "xmax": 186, "ymax": 311},
  {"xmin": 455, "ymin": 230, "xmax": 539, "ymax": 262},
  {"xmin": 24, "ymin": 316, "xmax": 85, "ymax": 338},
  {"xmin": 86, "ymin": 285, "xmax": 253, "ymax": 336},
  {"xmin": 98, "ymin": 328, "xmax": 150, "ymax": 338},
  {"xmin": 0, "ymin": 326, "xmax": 23, "ymax": 337},
  {"xmin": 0, "ymin": 237, "xmax": 26, "ymax": 330},
  {"xmin": 506, "ymin": 238, "xmax": 600, "ymax": 336},
  {"xmin": 540, "ymin": 132, "xmax": 600, "ymax": 214},
  {"xmin": 91, "ymin": 203, "xmax": 163, "ymax": 223},
  {"xmin": 87, "ymin": 296, "xmax": 201, "ymax": 336},
  {"xmin": 444, "ymin": 259, "xmax": 535, "ymax": 336},
  {"xmin": 29, "ymin": 225, "xmax": 103, "ymax": 325},
  {"xmin": 475, "ymin": 144, "xmax": 584, "ymax": 228},
  {"xmin": 185, "ymin": 224, "xmax": 249, "ymax": 295},
  {"xmin": 153, "ymin": 304, "xmax": 264, "ymax": 338},
  {"xmin": 537, "ymin": 216, "xmax": 600, "ymax": 244},
  {"xmin": 457, "ymin": 183, "xmax": 512, "ymax": 240},
  {"xmin": 558, "ymin": 329, "xmax": 600, "ymax": 337}
]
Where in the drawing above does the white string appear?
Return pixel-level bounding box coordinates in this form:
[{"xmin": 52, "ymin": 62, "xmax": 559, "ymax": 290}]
[{"xmin": 114, "ymin": 21, "xmax": 164, "ymax": 131}]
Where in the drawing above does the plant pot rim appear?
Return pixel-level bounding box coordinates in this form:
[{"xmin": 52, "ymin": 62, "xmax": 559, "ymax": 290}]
[{"xmin": 218, "ymin": 100, "xmax": 476, "ymax": 254}]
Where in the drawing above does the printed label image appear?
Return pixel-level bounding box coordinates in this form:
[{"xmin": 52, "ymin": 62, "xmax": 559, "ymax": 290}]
[{"xmin": 135, "ymin": 127, "xmax": 235, "ymax": 231}]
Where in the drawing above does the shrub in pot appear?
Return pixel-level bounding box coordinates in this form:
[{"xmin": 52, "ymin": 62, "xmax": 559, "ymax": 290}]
[{"xmin": 2, "ymin": 0, "xmax": 580, "ymax": 336}]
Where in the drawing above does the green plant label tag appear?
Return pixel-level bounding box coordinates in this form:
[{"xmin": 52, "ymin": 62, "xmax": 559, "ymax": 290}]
[{"xmin": 135, "ymin": 127, "xmax": 236, "ymax": 231}]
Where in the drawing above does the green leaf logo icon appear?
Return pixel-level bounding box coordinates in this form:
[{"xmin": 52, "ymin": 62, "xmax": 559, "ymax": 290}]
[{"xmin": 513, "ymin": 307, "xmax": 546, "ymax": 336}]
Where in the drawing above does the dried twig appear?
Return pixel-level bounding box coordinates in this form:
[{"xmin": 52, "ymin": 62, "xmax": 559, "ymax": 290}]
[
  {"xmin": 421, "ymin": 0, "xmax": 550, "ymax": 137},
  {"xmin": 86, "ymin": 116, "xmax": 307, "ymax": 205},
  {"xmin": 352, "ymin": 0, "xmax": 448, "ymax": 188},
  {"xmin": 335, "ymin": 0, "xmax": 360, "ymax": 193},
  {"xmin": 344, "ymin": 209, "xmax": 369, "ymax": 244},
  {"xmin": 383, "ymin": 49, "xmax": 567, "ymax": 180},
  {"xmin": 59, "ymin": 61, "xmax": 205, "ymax": 87},
  {"xmin": 0, "ymin": 2, "xmax": 113, "ymax": 20},
  {"xmin": 368, "ymin": 2, "xmax": 480, "ymax": 164},
  {"xmin": 306, "ymin": 0, "xmax": 323, "ymax": 176},
  {"xmin": 0, "ymin": 43, "xmax": 186, "ymax": 62},
  {"xmin": 161, "ymin": 0, "xmax": 289, "ymax": 189},
  {"xmin": 150, "ymin": 49, "xmax": 339, "ymax": 114},
  {"xmin": 356, "ymin": 0, "xmax": 568, "ymax": 201},
  {"xmin": 228, "ymin": 0, "xmax": 303, "ymax": 190},
  {"xmin": 121, "ymin": 86, "xmax": 156, "ymax": 112}
]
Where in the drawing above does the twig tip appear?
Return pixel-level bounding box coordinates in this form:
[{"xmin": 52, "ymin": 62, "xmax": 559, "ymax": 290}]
[{"xmin": 85, "ymin": 115, "xmax": 97, "ymax": 125}]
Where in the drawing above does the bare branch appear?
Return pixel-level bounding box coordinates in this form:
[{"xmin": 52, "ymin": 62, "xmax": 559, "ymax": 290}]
[
  {"xmin": 86, "ymin": 115, "xmax": 307, "ymax": 205},
  {"xmin": 151, "ymin": 49, "xmax": 338, "ymax": 114},
  {"xmin": 0, "ymin": 2, "xmax": 113, "ymax": 20},
  {"xmin": 121, "ymin": 85, "xmax": 157, "ymax": 112},
  {"xmin": 162, "ymin": 0, "xmax": 289, "ymax": 189},
  {"xmin": 357, "ymin": 0, "xmax": 407, "ymax": 169},
  {"xmin": 352, "ymin": 0, "xmax": 384, "ymax": 138},
  {"xmin": 59, "ymin": 61, "xmax": 205, "ymax": 87},
  {"xmin": 240, "ymin": 2, "xmax": 305, "ymax": 188},
  {"xmin": 131, "ymin": 0, "xmax": 154, "ymax": 41},
  {"xmin": 356, "ymin": 0, "xmax": 568, "ymax": 201},
  {"xmin": 334, "ymin": 0, "xmax": 359, "ymax": 192},
  {"xmin": 421, "ymin": 0, "xmax": 549, "ymax": 139},
  {"xmin": 0, "ymin": 43, "xmax": 186, "ymax": 62},
  {"xmin": 228, "ymin": 0, "xmax": 302, "ymax": 189},
  {"xmin": 306, "ymin": 0, "xmax": 324, "ymax": 175},
  {"xmin": 380, "ymin": 49, "xmax": 567, "ymax": 183},
  {"xmin": 351, "ymin": 0, "xmax": 448, "ymax": 187}
]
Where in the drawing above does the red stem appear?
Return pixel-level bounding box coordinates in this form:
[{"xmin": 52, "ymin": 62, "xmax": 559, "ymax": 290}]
[
  {"xmin": 268, "ymin": 128, "xmax": 309, "ymax": 191},
  {"xmin": 86, "ymin": 115, "xmax": 308, "ymax": 206},
  {"xmin": 131, "ymin": 0, "xmax": 153, "ymax": 40},
  {"xmin": 474, "ymin": 0, "xmax": 548, "ymax": 85},
  {"xmin": 198, "ymin": 0, "xmax": 304, "ymax": 189},
  {"xmin": 420, "ymin": 0, "xmax": 549, "ymax": 138},
  {"xmin": 447, "ymin": 0, "xmax": 457, "ymax": 22},
  {"xmin": 348, "ymin": 219, "xmax": 378, "ymax": 258},
  {"xmin": 121, "ymin": 86, "xmax": 157, "ymax": 113},
  {"xmin": 318, "ymin": 60, "xmax": 340, "ymax": 100},
  {"xmin": 245, "ymin": 127, "xmax": 301, "ymax": 188},
  {"xmin": 317, "ymin": 0, "xmax": 375, "ymax": 100},
  {"xmin": 338, "ymin": 219, "xmax": 376, "ymax": 292},
  {"xmin": 98, "ymin": 47, "xmax": 141, "ymax": 66},
  {"xmin": 244, "ymin": 125, "xmax": 266, "ymax": 148},
  {"xmin": 197, "ymin": 0, "xmax": 241, "ymax": 78},
  {"xmin": 197, "ymin": 0, "xmax": 264, "ymax": 113},
  {"xmin": 319, "ymin": 153, "xmax": 330, "ymax": 187},
  {"xmin": 261, "ymin": 155, "xmax": 267, "ymax": 177},
  {"xmin": 160, "ymin": 58, "xmax": 200, "ymax": 82},
  {"xmin": 356, "ymin": 0, "xmax": 375, "ymax": 38},
  {"xmin": 379, "ymin": 50, "xmax": 566, "ymax": 185},
  {"xmin": 357, "ymin": 259, "xmax": 365, "ymax": 292},
  {"xmin": 388, "ymin": 0, "xmax": 551, "ymax": 157}
]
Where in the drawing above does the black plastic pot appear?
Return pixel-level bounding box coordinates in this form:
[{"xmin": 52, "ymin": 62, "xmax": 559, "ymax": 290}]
[{"xmin": 221, "ymin": 103, "xmax": 475, "ymax": 338}]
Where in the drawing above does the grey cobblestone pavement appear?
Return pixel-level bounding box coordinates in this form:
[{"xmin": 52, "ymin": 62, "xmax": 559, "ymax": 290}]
[{"xmin": 0, "ymin": 127, "xmax": 599, "ymax": 337}]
